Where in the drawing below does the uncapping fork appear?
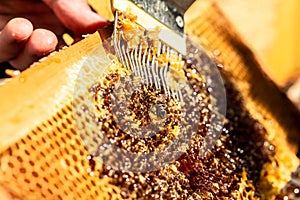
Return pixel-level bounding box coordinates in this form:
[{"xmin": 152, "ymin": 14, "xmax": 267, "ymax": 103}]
[{"xmin": 111, "ymin": 0, "xmax": 195, "ymax": 101}]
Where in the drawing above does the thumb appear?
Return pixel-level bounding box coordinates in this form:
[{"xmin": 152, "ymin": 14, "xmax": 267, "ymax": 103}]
[{"xmin": 43, "ymin": 0, "xmax": 108, "ymax": 34}]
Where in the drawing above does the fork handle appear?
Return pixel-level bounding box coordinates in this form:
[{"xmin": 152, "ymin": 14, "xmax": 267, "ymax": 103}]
[{"xmin": 165, "ymin": 0, "xmax": 196, "ymax": 14}]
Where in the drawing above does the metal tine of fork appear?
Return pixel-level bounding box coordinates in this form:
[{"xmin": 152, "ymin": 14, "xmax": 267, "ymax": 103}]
[
  {"xmin": 117, "ymin": 36, "xmax": 126, "ymax": 66},
  {"xmin": 132, "ymin": 49, "xmax": 138, "ymax": 75},
  {"xmin": 157, "ymin": 42, "xmax": 162, "ymax": 57},
  {"xmin": 137, "ymin": 46, "xmax": 143, "ymax": 78},
  {"xmin": 128, "ymin": 49, "xmax": 140, "ymax": 77},
  {"xmin": 162, "ymin": 43, "xmax": 166, "ymax": 54},
  {"xmin": 141, "ymin": 46, "xmax": 149, "ymax": 85},
  {"xmin": 174, "ymin": 86, "xmax": 181, "ymax": 101},
  {"xmin": 177, "ymin": 53, "xmax": 184, "ymax": 102},
  {"xmin": 157, "ymin": 66, "xmax": 162, "ymax": 90},
  {"xmin": 127, "ymin": 48, "xmax": 137, "ymax": 75},
  {"xmin": 171, "ymin": 88, "xmax": 178, "ymax": 100},
  {"xmin": 166, "ymin": 46, "xmax": 170, "ymax": 63},
  {"xmin": 151, "ymin": 52, "xmax": 156, "ymax": 88},
  {"xmin": 178, "ymin": 86, "xmax": 183, "ymax": 102},
  {"xmin": 131, "ymin": 46, "xmax": 140, "ymax": 77},
  {"xmin": 164, "ymin": 45, "xmax": 172, "ymax": 97},
  {"xmin": 160, "ymin": 64, "xmax": 169, "ymax": 97},
  {"xmin": 179, "ymin": 53, "xmax": 183, "ymax": 61},
  {"xmin": 146, "ymin": 48, "xmax": 153, "ymax": 87},
  {"xmin": 168, "ymin": 47, "xmax": 177, "ymax": 99},
  {"xmin": 121, "ymin": 45, "xmax": 131, "ymax": 71},
  {"xmin": 113, "ymin": 11, "xmax": 124, "ymax": 65},
  {"xmin": 154, "ymin": 59, "xmax": 161, "ymax": 90},
  {"xmin": 136, "ymin": 45, "xmax": 145, "ymax": 83},
  {"xmin": 174, "ymin": 85, "xmax": 182, "ymax": 102},
  {"xmin": 158, "ymin": 44, "xmax": 169, "ymax": 96},
  {"xmin": 164, "ymin": 65, "xmax": 171, "ymax": 97},
  {"xmin": 114, "ymin": 35, "xmax": 122, "ymax": 64},
  {"xmin": 139, "ymin": 45, "xmax": 151, "ymax": 85},
  {"xmin": 150, "ymin": 55, "xmax": 159, "ymax": 89}
]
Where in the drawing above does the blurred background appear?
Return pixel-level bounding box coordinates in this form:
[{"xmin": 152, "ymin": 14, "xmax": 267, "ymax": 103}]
[
  {"xmin": 217, "ymin": 0, "xmax": 300, "ymax": 88},
  {"xmin": 214, "ymin": 0, "xmax": 300, "ymax": 110}
]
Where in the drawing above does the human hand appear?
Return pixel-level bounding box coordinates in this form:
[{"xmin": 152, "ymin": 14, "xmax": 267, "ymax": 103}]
[{"xmin": 0, "ymin": 0, "xmax": 108, "ymax": 70}]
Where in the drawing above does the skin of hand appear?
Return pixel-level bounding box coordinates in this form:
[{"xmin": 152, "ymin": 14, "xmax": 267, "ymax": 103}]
[{"xmin": 0, "ymin": 0, "xmax": 108, "ymax": 70}]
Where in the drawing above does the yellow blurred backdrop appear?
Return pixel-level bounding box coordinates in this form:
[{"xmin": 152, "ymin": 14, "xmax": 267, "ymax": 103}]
[{"xmin": 218, "ymin": 0, "xmax": 300, "ymax": 87}]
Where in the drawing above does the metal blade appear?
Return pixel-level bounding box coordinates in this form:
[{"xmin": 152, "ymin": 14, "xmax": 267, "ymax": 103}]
[
  {"xmin": 128, "ymin": 0, "xmax": 195, "ymax": 34},
  {"xmin": 164, "ymin": 0, "xmax": 195, "ymax": 13}
]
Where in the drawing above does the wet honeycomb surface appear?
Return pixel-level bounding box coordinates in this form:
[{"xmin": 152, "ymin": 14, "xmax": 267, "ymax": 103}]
[
  {"xmin": 0, "ymin": 15, "xmax": 281, "ymax": 200},
  {"xmin": 84, "ymin": 76, "xmax": 275, "ymax": 199},
  {"xmin": 276, "ymin": 166, "xmax": 300, "ymax": 200},
  {"xmin": 79, "ymin": 39, "xmax": 276, "ymax": 199}
]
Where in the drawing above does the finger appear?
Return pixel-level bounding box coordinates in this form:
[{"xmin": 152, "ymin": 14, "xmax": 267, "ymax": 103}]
[
  {"xmin": 0, "ymin": 18, "xmax": 33, "ymax": 62},
  {"xmin": 0, "ymin": 1, "xmax": 67, "ymax": 37},
  {"xmin": 9, "ymin": 29, "xmax": 58, "ymax": 70},
  {"xmin": 43, "ymin": 0, "xmax": 108, "ymax": 34}
]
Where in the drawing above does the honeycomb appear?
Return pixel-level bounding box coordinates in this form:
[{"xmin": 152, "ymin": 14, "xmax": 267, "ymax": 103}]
[
  {"xmin": 0, "ymin": 1, "xmax": 299, "ymax": 199},
  {"xmin": 0, "ymin": 101, "xmax": 122, "ymax": 200},
  {"xmin": 0, "ymin": 59, "xmax": 275, "ymax": 199},
  {"xmin": 0, "ymin": 30, "xmax": 274, "ymax": 200}
]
